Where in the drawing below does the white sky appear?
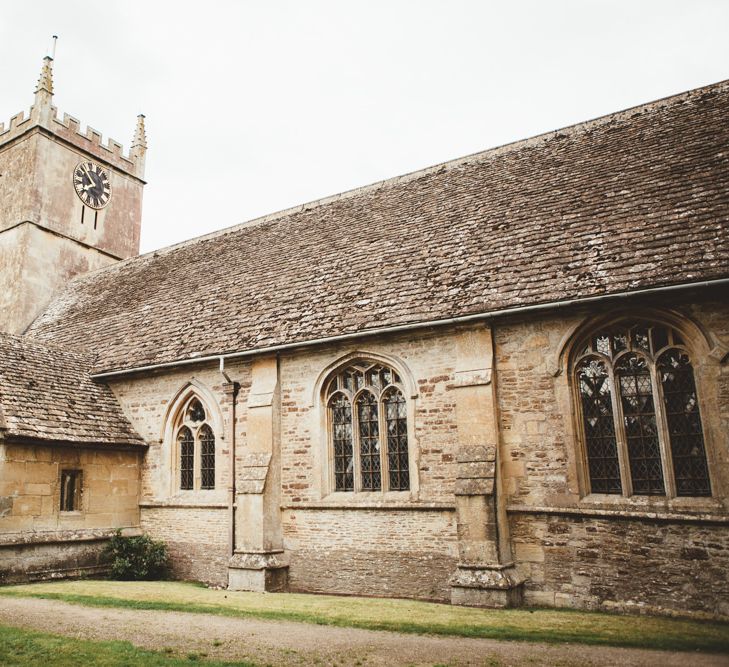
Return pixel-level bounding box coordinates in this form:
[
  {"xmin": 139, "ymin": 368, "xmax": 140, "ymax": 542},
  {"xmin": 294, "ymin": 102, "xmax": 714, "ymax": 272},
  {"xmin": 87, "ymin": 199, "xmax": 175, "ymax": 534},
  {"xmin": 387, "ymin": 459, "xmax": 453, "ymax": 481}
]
[{"xmin": 1, "ymin": 1, "xmax": 728, "ymax": 253}]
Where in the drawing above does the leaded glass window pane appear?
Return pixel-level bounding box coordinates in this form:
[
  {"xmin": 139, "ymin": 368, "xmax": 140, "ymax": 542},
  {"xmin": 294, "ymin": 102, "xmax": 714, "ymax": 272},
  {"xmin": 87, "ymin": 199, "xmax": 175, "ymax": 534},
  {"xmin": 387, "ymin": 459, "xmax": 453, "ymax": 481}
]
[
  {"xmin": 327, "ymin": 361, "xmax": 409, "ymax": 492},
  {"xmin": 179, "ymin": 426, "xmax": 194, "ymax": 490},
  {"xmin": 594, "ymin": 335, "xmax": 611, "ymax": 357},
  {"xmin": 575, "ymin": 320, "xmax": 712, "ymax": 499},
  {"xmin": 367, "ymin": 366, "xmax": 383, "ymax": 390},
  {"xmin": 658, "ymin": 350, "xmax": 711, "ymax": 496},
  {"xmin": 577, "ymin": 358, "xmax": 621, "ymax": 494},
  {"xmin": 611, "ymin": 332, "xmax": 628, "ymax": 355},
  {"xmin": 354, "ymin": 370, "xmax": 365, "ymax": 391},
  {"xmin": 200, "ymin": 424, "xmax": 215, "ymax": 490},
  {"xmin": 187, "ymin": 398, "xmax": 206, "ymax": 423},
  {"xmin": 357, "ymin": 392, "xmax": 381, "ymax": 491},
  {"xmin": 343, "ymin": 370, "xmax": 356, "ymax": 393},
  {"xmin": 632, "ymin": 327, "xmax": 650, "ymax": 353},
  {"xmin": 616, "ymin": 353, "xmax": 664, "ymax": 495},
  {"xmin": 331, "ymin": 394, "xmax": 354, "ymax": 491},
  {"xmin": 384, "ymin": 389, "xmax": 409, "ymax": 491}
]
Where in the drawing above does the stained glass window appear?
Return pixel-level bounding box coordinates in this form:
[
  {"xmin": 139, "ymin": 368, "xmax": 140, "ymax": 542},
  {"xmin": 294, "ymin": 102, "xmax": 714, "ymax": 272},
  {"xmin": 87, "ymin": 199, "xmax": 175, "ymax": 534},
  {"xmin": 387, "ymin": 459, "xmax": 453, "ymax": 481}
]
[
  {"xmin": 179, "ymin": 426, "xmax": 194, "ymax": 490},
  {"xmin": 200, "ymin": 424, "xmax": 215, "ymax": 490},
  {"xmin": 188, "ymin": 398, "xmax": 206, "ymax": 423},
  {"xmin": 384, "ymin": 388, "xmax": 410, "ymax": 491},
  {"xmin": 357, "ymin": 392, "xmax": 381, "ymax": 491},
  {"xmin": 576, "ymin": 358, "xmax": 621, "ymax": 494},
  {"xmin": 331, "ymin": 394, "xmax": 354, "ymax": 491},
  {"xmin": 658, "ymin": 350, "xmax": 710, "ymax": 496},
  {"xmin": 616, "ymin": 354, "xmax": 664, "ymax": 495},
  {"xmin": 176, "ymin": 396, "xmax": 216, "ymax": 492},
  {"xmin": 326, "ymin": 361, "xmax": 409, "ymax": 492},
  {"xmin": 574, "ymin": 320, "xmax": 710, "ymax": 498}
]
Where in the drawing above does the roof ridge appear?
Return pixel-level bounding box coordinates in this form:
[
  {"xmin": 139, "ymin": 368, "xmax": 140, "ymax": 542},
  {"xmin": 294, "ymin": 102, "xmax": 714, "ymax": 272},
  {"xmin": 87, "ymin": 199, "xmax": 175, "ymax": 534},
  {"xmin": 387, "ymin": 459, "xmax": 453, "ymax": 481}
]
[{"xmin": 65, "ymin": 77, "xmax": 729, "ymax": 285}]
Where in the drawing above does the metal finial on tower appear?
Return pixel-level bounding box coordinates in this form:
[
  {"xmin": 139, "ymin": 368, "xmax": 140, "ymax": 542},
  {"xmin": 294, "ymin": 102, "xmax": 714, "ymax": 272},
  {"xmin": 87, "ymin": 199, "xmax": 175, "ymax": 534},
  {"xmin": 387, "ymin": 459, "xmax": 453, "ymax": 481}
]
[{"xmin": 51, "ymin": 35, "xmax": 58, "ymax": 59}]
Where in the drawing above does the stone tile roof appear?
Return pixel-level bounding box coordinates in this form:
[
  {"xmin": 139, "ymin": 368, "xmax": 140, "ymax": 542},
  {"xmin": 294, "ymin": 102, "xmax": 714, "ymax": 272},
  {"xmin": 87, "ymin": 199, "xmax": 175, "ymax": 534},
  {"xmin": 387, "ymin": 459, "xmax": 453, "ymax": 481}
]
[
  {"xmin": 0, "ymin": 333, "xmax": 145, "ymax": 446},
  {"xmin": 28, "ymin": 80, "xmax": 729, "ymax": 374}
]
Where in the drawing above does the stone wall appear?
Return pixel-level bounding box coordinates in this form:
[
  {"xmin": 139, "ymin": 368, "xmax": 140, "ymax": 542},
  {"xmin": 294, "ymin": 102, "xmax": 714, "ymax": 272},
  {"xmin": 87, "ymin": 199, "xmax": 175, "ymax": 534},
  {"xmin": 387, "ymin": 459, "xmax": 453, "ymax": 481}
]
[
  {"xmin": 99, "ymin": 296, "xmax": 729, "ymax": 616},
  {"xmin": 495, "ymin": 297, "xmax": 729, "ymax": 510},
  {"xmin": 110, "ymin": 360, "xmax": 251, "ymax": 585},
  {"xmin": 0, "ymin": 128, "xmax": 143, "ymax": 258},
  {"xmin": 0, "ymin": 223, "xmax": 117, "ymax": 334},
  {"xmin": 0, "ymin": 442, "xmax": 142, "ymax": 582},
  {"xmin": 278, "ymin": 330, "xmax": 460, "ymax": 505},
  {"xmin": 276, "ymin": 330, "xmax": 462, "ymax": 599},
  {"xmin": 495, "ymin": 296, "xmax": 729, "ymax": 616},
  {"xmin": 283, "ymin": 508, "xmax": 458, "ymax": 601},
  {"xmin": 140, "ymin": 506, "xmax": 229, "ymax": 586},
  {"xmin": 510, "ymin": 510, "xmax": 729, "ymax": 617}
]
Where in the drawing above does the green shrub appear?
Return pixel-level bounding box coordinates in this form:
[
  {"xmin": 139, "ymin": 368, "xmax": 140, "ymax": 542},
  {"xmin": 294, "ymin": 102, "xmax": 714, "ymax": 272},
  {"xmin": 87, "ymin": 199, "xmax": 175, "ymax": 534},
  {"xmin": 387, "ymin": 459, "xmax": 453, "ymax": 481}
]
[{"xmin": 103, "ymin": 530, "xmax": 168, "ymax": 580}]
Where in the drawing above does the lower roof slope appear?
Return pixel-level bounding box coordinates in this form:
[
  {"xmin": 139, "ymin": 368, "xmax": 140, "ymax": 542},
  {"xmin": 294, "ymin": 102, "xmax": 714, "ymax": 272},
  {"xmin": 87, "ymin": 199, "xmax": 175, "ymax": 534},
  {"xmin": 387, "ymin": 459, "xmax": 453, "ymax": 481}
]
[
  {"xmin": 0, "ymin": 333, "xmax": 145, "ymax": 446},
  {"xmin": 28, "ymin": 80, "xmax": 729, "ymax": 374}
]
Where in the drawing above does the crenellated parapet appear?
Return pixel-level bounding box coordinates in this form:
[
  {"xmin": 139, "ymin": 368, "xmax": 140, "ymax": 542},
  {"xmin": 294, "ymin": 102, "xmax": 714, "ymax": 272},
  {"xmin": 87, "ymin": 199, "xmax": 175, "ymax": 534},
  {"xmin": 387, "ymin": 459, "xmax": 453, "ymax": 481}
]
[{"xmin": 0, "ymin": 57, "xmax": 146, "ymax": 180}]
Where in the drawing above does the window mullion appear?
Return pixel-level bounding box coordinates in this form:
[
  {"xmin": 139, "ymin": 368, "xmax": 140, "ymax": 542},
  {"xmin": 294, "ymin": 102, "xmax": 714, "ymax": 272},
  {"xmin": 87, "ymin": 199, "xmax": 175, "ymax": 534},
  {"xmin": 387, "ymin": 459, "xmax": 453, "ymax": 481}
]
[
  {"xmin": 572, "ymin": 359, "xmax": 593, "ymax": 495},
  {"xmin": 609, "ymin": 363, "xmax": 633, "ymax": 497},
  {"xmin": 379, "ymin": 393, "xmax": 389, "ymax": 493},
  {"xmin": 193, "ymin": 427, "xmax": 201, "ymax": 491},
  {"xmin": 651, "ymin": 361, "xmax": 676, "ymax": 498},
  {"xmin": 352, "ymin": 397, "xmax": 361, "ymax": 493},
  {"xmin": 327, "ymin": 403, "xmax": 335, "ymax": 494}
]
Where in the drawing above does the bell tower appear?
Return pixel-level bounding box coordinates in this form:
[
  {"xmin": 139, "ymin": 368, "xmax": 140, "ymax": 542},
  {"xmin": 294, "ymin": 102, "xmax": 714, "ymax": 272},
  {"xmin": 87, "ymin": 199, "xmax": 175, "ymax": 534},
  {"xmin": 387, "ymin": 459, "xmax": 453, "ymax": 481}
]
[{"xmin": 0, "ymin": 53, "xmax": 147, "ymax": 334}]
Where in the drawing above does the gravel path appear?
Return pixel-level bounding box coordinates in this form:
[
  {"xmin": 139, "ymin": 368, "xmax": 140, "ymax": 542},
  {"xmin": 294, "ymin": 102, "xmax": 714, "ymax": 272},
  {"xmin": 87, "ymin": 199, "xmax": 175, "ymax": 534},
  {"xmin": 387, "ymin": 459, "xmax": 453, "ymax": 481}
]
[{"xmin": 0, "ymin": 596, "xmax": 727, "ymax": 666}]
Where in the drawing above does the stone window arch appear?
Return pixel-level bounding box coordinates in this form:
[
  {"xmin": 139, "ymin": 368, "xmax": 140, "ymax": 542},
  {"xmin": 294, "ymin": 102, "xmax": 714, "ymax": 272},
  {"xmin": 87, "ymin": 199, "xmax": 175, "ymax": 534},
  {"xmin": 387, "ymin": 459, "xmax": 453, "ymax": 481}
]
[
  {"xmin": 573, "ymin": 320, "xmax": 711, "ymax": 497},
  {"xmin": 174, "ymin": 395, "xmax": 216, "ymax": 491},
  {"xmin": 324, "ymin": 360, "xmax": 410, "ymax": 492}
]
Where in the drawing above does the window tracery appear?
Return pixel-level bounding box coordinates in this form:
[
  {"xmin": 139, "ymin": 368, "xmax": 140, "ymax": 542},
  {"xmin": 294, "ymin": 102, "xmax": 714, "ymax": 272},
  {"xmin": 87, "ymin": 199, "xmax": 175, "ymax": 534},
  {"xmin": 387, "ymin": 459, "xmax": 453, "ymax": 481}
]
[
  {"xmin": 574, "ymin": 321, "xmax": 711, "ymax": 497},
  {"xmin": 325, "ymin": 361, "xmax": 410, "ymax": 492},
  {"xmin": 175, "ymin": 396, "xmax": 216, "ymax": 491}
]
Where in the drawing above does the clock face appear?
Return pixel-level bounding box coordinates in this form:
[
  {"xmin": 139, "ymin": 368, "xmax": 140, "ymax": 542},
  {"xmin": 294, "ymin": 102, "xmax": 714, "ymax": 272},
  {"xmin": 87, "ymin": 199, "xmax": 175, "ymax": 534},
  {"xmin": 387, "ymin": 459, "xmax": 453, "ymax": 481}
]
[{"xmin": 73, "ymin": 161, "xmax": 112, "ymax": 209}]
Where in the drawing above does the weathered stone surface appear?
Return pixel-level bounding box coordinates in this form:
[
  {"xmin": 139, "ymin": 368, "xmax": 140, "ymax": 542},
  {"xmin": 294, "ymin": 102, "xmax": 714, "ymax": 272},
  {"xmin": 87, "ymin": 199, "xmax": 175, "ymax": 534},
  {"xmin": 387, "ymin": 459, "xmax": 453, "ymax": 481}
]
[
  {"xmin": 455, "ymin": 478, "xmax": 495, "ymax": 495},
  {"xmin": 140, "ymin": 506, "xmax": 229, "ymax": 586},
  {"xmin": 0, "ymin": 443, "xmax": 143, "ymax": 582},
  {"xmin": 456, "ymin": 446, "xmax": 496, "ymax": 464},
  {"xmin": 510, "ymin": 510, "xmax": 729, "ymax": 618}
]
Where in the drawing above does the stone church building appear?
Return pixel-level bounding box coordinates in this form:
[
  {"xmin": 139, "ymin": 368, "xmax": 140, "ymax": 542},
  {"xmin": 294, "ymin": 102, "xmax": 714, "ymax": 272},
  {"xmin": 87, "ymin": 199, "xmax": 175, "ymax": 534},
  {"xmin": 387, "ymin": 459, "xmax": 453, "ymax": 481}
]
[{"xmin": 1, "ymin": 56, "xmax": 727, "ymax": 618}]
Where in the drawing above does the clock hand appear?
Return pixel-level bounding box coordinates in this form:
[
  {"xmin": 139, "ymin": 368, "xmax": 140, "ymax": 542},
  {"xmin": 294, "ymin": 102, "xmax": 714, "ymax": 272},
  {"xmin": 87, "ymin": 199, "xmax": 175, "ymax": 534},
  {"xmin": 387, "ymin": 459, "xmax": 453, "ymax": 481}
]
[{"xmin": 82, "ymin": 164, "xmax": 95, "ymax": 187}]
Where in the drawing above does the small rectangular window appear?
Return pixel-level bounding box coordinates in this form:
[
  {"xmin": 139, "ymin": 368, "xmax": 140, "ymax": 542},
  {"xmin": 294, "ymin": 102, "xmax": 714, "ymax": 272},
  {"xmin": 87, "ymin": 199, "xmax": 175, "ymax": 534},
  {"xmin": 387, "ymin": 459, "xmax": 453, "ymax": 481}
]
[{"xmin": 60, "ymin": 470, "xmax": 82, "ymax": 512}]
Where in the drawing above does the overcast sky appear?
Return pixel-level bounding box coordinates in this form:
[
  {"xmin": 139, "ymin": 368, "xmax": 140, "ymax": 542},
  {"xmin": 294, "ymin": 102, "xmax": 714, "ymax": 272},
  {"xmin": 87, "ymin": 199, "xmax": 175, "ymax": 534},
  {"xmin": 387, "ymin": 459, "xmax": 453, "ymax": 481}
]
[{"xmin": 1, "ymin": 1, "xmax": 728, "ymax": 253}]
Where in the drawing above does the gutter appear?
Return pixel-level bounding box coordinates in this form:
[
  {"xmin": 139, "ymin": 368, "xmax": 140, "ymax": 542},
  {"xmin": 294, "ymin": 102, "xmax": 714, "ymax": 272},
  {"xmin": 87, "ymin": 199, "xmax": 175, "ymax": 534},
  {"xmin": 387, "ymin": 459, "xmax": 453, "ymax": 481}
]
[
  {"xmin": 2, "ymin": 434, "xmax": 148, "ymax": 450},
  {"xmin": 91, "ymin": 277, "xmax": 729, "ymax": 380}
]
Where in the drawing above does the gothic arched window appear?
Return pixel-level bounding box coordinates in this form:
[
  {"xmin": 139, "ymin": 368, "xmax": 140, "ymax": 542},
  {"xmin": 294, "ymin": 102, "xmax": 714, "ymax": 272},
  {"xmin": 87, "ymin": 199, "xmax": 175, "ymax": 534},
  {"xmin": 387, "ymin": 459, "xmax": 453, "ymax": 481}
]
[
  {"xmin": 574, "ymin": 321, "xmax": 711, "ymax": 497},
  {"xmin": 175, "ymin": 396, "xmax": 216, "ymax": 491},
  {"xmin": 325, "ymin": 361, "xmax": 410, "ymax": 492}
]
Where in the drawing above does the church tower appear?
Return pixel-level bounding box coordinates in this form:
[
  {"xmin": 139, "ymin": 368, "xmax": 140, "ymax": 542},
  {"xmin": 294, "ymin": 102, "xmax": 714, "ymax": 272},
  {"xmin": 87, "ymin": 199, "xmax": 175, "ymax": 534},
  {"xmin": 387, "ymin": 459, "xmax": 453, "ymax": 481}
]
[{"xmin": 0, "ymin": 54, "xmax": 146, "ymax": 334}]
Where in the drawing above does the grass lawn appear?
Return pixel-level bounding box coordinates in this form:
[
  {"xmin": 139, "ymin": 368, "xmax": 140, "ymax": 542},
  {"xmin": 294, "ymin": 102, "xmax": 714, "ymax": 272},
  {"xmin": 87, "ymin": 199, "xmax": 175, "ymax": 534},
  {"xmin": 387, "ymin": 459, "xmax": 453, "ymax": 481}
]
[
  {"xmin": 1, "ymin": 580, "xmax": 728, "ymax": 654},
  {"xmin": 0, "ymin": 624, "xmax": 253, "ymax": 666}
]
